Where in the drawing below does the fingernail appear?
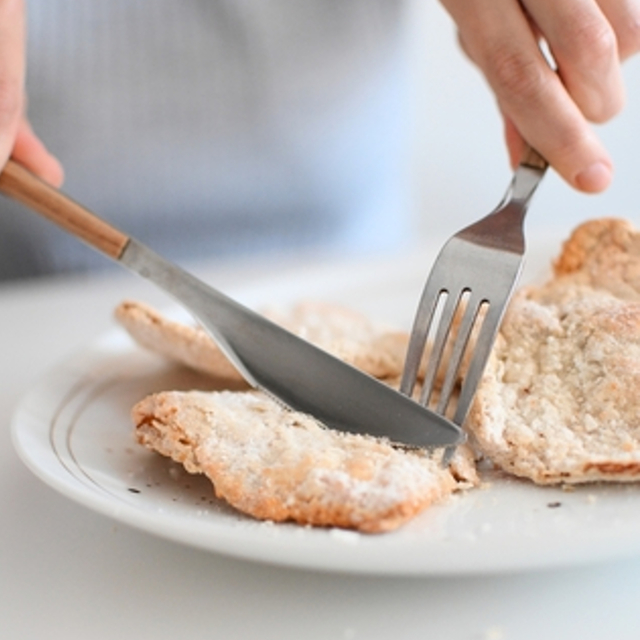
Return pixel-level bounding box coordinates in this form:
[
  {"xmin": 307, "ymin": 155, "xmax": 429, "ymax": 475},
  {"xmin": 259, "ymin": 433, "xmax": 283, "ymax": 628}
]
[{"xmin": 575, "ymin": 161, "xmax": 612, "ymax": 192}]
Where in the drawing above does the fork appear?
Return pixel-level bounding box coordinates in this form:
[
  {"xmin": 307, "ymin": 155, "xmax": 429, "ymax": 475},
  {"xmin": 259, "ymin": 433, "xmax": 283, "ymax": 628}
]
[{"xmin": 400, "ymin": 146, "xmax": 548, "ymax": 433}]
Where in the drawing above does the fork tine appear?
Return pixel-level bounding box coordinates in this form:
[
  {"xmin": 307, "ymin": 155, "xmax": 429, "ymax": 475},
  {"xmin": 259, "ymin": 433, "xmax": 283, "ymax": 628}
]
[
  {"xmin": 419, "ymin": 288, "xmax": 466, "ymax": 408},
  {"xmin": 402, "ymin": 146, "xmax": 547, "ymax": 450},
  {"xmin": 435, "ymin": 293, "xmax": 485, "ymax": 416},
  {"xmin": 451, "ymin": 302, "xmax": 505, "ymax": 425}
]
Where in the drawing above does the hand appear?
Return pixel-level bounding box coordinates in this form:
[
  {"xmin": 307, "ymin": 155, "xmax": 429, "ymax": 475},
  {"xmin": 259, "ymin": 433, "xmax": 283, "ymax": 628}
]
[
  {"xmin": 440, "ymin": 0, "xmax": 640, "ymax": 193},
  {"xmin": 0, "ymin": 0, "xmax": 62, "ymax": 186}
]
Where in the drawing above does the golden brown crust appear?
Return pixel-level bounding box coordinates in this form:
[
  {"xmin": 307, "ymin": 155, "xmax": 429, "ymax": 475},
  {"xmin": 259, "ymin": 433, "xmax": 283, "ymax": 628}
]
[{"xmin": 133, "ymin": 390, "xmax": 465, "ymax": 532}]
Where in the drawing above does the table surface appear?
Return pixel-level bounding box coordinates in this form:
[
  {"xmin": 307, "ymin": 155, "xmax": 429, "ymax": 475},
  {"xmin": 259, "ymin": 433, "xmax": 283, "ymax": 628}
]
[{"xmin": 2, "ymin": 249, "xmax": 640, "ymax": 640}]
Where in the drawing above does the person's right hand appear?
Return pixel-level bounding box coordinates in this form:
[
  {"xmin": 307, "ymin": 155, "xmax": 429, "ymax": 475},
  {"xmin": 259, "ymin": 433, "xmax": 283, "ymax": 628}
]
[
  {"xmin": 441, "ymin": 0, "xmax": 640, "ymax": 194},
  {"xmin": 1, "ymin": 0, "xmax": 63, "ymax": 186}
]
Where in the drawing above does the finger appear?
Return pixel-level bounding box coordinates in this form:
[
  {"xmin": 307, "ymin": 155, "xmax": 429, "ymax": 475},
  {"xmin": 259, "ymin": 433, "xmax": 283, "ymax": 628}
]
[
  {"xmin": 597, "ymin": 0, "xmax": 640, "ymax": 60},
  {"xmin": 442, "ymin": 0, "xmax": 613, "ymax": 192},
  {"xmin": 12, "ymin": 118, "xmax": 64, "ymax": 186},
  {"xmin": 498, "ymin": 86, "xmax": 612, "ymax": 192},
  {"xmin": 522, "ymin": 0, "xmax": 624, "ymax": 123},
  {"xmin": 502, "ymin": 114, "xmax": 526, "ymax": 169},
  {"xmin": 0, "ymin": 0, "xmax": 25, "ymax": 166},
  {"xmin": 502, "ymin": 110, "xmax": 609, "ymax": 194}
]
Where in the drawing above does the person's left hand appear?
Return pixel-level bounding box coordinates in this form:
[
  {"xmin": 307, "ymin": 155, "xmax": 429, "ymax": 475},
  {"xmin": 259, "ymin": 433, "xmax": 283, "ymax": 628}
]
[{"xmin": 0, "ymin": 0, "xmax": 63, "ymax": 186}]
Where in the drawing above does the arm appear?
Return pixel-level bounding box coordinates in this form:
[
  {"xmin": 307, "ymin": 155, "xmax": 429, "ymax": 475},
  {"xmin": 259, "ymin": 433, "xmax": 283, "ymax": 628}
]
[
  {"xmin": 0, "ymin": 0, "xmax": 62, "ymax": 186},
  {"xmin": 441, "ymin": 0, "xmax": 640, "ymax": 193}
]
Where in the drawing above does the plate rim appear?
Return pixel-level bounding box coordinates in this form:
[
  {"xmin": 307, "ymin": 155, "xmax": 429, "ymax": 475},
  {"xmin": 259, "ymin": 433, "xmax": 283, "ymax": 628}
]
[{"xmin": 11, "ymin": 243, "xmax": 640, "ymax": 575}]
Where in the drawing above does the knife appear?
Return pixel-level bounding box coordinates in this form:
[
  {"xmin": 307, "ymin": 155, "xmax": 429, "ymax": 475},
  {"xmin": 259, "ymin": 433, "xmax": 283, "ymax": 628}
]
[{"xmin": 0, "ymin": 159, "xmax": 464, "ymax": 449}]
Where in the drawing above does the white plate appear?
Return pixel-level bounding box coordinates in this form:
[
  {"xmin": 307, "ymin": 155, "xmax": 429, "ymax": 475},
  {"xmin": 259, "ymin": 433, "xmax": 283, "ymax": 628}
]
[{"xmin": 12, "ymin": 238, "xmax": 640, "ymax": 575}]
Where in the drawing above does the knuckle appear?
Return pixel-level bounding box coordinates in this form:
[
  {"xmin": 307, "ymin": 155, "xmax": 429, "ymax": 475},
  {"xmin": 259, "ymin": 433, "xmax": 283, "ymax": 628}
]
[
  {"xmin": 486, "ymin": 44, "xmax": 547, "ymax": 105},
  {"xmin": 543, "ymin": 129, "xmax": 589, "ymax": 175},
  {"xmin": 617, "ymin": 14, "xmax": 640, "ymax": 59},
  {"xmin": 554, "ymin": 130, "xmax": 586, "ymax": 162},
  {"xmin": 579, "ymin": 70, "xmax": 624, "ymax": 122},
  {"xmin": 586, "ymin": 92, "xmax": 624, "ymax": 124},
  {"xmin": 570, "ymin": 18, "xmax": 617, "ymax": 66},
  {"xmin": 560, "ymin": 19, "xmax": 622, "ymax": 123}
]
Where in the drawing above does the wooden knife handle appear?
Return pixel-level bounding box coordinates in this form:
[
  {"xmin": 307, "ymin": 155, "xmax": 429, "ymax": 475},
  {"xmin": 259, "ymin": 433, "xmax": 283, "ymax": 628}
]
[{"xmin": 0, "ymin": 159, "xmax": 129, "ymax": 260}]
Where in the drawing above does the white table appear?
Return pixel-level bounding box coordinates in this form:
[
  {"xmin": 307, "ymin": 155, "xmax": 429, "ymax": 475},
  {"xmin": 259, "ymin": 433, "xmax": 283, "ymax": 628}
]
[{"xmin": 2, "ymin": 250, "xmax": 640, "ymax": 640}]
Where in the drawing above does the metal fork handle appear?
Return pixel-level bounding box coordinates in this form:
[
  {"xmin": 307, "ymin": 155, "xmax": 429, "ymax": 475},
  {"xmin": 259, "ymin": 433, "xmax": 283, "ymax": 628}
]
[
  {"xmin": 506, "ymin": 146, "xmax": 548, "ymax": 208},
  {"xmin": 520, "ymin": 145, "xmax": 548, "ymax": 171},
  {"xmin": 458, "ymin": 149, "xmax": 547, "ymax": 254}
]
